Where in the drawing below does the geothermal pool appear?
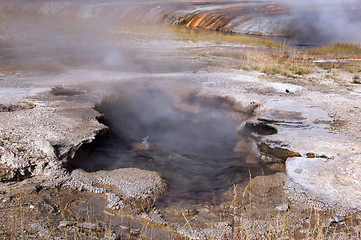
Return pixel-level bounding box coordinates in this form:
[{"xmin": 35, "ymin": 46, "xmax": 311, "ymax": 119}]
[{"xmin": 71, "ymin": 88, "xmax": 271, "ymax": 203}]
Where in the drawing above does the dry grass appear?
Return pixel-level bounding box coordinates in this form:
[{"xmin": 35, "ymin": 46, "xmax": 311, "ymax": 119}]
[
  {"xmin": 217, "ymin": 176, "xmax": 361, "ymax": 240},
  {"xmin": 192, "ymin": 34, "xmax": 361, "ymax": 78},
  {"xmin": 171, "ymin": 26, "xmax": 318, "ymax": 78},
  {"xmin": 308, "ymin": 43, "xmax": 361, "ymax": 56},
  {"xmin": 217, "ymin": 49, "xmax": 314, "ymax": 78},
  {"xmin": 171, "ymin": 26, "xmax": 284, "ymax": 48},
  {"xmin": 4, "ymin": 169, "xmax": 360, "ymax": 240},
  {"xmin": 172, "ymin": 26, "xmax": 361, "ymax": 78},
  {"xmin": 247, "ymin": 60, "xmax": 312, "ymax": 77},
  {"xmin": 306, "ymin": 43, "xmax": 361, "ymax": 74}
]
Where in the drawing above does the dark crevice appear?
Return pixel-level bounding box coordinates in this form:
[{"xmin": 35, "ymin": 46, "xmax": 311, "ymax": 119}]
[{"xmin": 245, "ymin": 121, "xmax": 278, "ymax": 135}]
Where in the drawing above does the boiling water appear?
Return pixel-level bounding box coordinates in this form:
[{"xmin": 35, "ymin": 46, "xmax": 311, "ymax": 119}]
[{"xmin": 72, "ymin": 89, "xmax": 267, "ymax": 203}]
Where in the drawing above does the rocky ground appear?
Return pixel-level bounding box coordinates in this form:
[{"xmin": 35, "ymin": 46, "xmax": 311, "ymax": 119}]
[{"xmin": 0, "ymin": 1, "xmax": 360, "ymax": 239}]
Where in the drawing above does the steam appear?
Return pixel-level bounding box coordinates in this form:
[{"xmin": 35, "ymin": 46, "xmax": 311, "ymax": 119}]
[
  {"xmin": 102, "ymin": 52, "xmax": 125, "ymax": 66},
  {"xmin": 142, "ymin": 136, "xmax": 150, "ymax": 150},
  {"xmin": 282, "ymin": 0, "xmax": 361, "ymax": 44},
  {"xmin": 72, "ymin": 88, "xmax": 260, "ymax": 202},
  {"xmin": 0, "ymin": 0, "xmax": 184, "ymax": 76}
]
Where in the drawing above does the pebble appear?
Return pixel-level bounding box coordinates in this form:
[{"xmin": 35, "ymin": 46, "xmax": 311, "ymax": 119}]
[
  {"xmin": 322, "ymin": 220, "xmax": 330, "ymax": 228},
  {"xmin": 332, "ymin": 215, "xmax": 345, "ymax": 223},
  {"xmin": 104, "ymin": 231, "xmax": 119, "ymax": 240},
  {"xmin": 36, "ymin": 202, "xmax": 58, "ymax": 214},
  {"xmin": 30, "ymin": 222, "xmax": 49, "ymax": 238},
  {"xmin": 183, "ymin": 208, "xmax": 198, "ymax": 216},
  {"xmin": 141, "ymin": 210, "xmax": 168, "ymax": 226},
  {"xmin": 58, "ymin": 221, "xmax": 104, "ymax": 231},
  {"xmin": 78, "ymin": 222, "xmax": 104, "ymax": 231},
  {"xmin": 275, "ymin": 203, "xmax": 289, "ymax": 212},
  {"xmin": 299, "ymin": 229, "xmax": 309, "ymax": 234},
  {"xmin": 58, "ymin": 221, "xmax": 74, "ymax": 228},
  {"xmin": 130, "ymin": 229, "xmax": 141, "ymax": 236}
]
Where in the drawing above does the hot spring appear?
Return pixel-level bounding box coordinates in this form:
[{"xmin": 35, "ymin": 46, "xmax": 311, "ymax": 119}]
[{"xmin": 71, "ymin": 88, "xmax": 273, "ymax": 204}]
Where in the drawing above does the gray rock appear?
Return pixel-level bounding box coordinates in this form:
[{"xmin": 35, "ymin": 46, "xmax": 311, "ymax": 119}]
[
  {"xmin": 141, "ymin": 209, "xmax": 168, "ymax": 226},
  {"xmin": 63, "ymin": 168, "xmax": 168, "ymax": 207},
  {"xmin": 104, "ymin": 231, "xmax": 119, "ymax": 240},
  {"xmin": 130, "ymin": 228, "xmax": 141, "ymax": 236},
  {"xmin": 322, "ymin": 220, "xmax": 330, "ymax": 228},
  {"xmin": 36, "ymin": 201, "xmax": 58, "ymax": 214},
  {"xmin": 58, "ymin": 221, "xmax": 75, "ymax": 228},
  {"xmin": 30, "ymin": 222, "xmax": 49, "ymax": 238},
  {"xmin": 0, "ymin": 97, "xmax": 106, "ymax": 182},
  {"xmin": 105, "ymin": 193, "xmax": 132, "ymax": 212},
  {"xmin": 275, "ymin": 203, "xmax": 289, "ymax": 212},
  {"xmin": 332, "ymin": 215, "xmax": 345, "ymax": 223},
  {"xmin": 286, "ymin": 153, "xmax": 361, "ymax": 211}
]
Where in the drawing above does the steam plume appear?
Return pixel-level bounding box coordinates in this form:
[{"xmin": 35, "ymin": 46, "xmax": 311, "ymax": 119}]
[{"xmin": 283, "ymin": 0, "xmax": 361, "ymax": 44}]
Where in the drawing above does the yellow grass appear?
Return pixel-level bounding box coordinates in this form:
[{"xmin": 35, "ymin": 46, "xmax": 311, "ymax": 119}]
[
  {"xmin": 308, "ymin": 42, "xmax": 361, "ymax": 56},
  {"xmin": 171, "ymin": 26, "xmax": 284, "ymax": 48}
]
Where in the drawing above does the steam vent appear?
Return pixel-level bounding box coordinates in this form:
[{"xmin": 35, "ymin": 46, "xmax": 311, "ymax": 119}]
[{"xmin": 0, "ymin": 0, "xmax": 360, "ymax": 239}]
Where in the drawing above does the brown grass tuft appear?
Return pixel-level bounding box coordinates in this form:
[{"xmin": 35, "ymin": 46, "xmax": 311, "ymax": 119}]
[{"xmin": 308, "ymin": 43, "xmax": 361, "ymax": 56}]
